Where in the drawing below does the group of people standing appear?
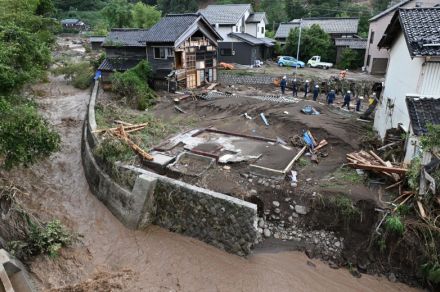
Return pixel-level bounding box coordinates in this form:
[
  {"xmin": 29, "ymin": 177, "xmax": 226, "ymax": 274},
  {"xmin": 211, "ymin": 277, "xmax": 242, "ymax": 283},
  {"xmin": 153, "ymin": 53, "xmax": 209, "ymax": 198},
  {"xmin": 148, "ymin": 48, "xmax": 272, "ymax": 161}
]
[{"xmin": 279, "ymin": 76, "xmax": 365, "ymax": 112}]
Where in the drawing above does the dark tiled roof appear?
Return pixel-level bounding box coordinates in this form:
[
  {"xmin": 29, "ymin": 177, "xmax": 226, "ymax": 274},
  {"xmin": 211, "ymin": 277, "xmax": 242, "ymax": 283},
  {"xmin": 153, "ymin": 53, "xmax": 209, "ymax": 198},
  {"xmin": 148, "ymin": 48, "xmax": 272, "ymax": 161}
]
[
  {"xmin": 144, "ymin": 14, "xmax": 200, "ymax": 43},
  {"xmin": 379, "ymin": 8, "xmax": 440, "ymax": 57},
  {"xmin": 274, "ymin": 23, "xmax": 299, "ymax": 39},
  {"xmin": 335, "ymin": 38, "xmax": 367, "ymax": 49},
  {"xmin": 103, "ymin": 29, "xmax": 149, "ymax": 47},
  {"xmin": 98, "ymin": 58, "xmax": 142, "ymax": 71},
  {"xmin": 370, "ymin": 0, "xmax": 412, "ymax": 21},
  {"xmin": 275, "ymin": 18, "xmax": 359, "ymax": 39},
  {"xmin": 246, "ymin": 12, "xmax": 267, "ymax": 23},
  {"xmin": 199, "ymin": 4, "xmax": 252, "ymax": 25},
  {"xmin": 229, "ymin": 33, "xmax": 274, "ymax": 47},
  {"xmin": 406, "ymin": 96, "xmax": 440, "ymax": 135}
]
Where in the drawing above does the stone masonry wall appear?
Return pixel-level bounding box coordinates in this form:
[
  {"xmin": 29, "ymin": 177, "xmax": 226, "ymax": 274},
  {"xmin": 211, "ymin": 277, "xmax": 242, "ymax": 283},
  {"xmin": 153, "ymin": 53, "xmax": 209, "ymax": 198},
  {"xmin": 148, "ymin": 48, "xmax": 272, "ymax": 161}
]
[
  {"xmin": 82, "ymin": 80, "xmax": 258, "ymax": 255},
  {"xmin": 154, "ymin": 179, "xmax": 257, "ymax": 256}
]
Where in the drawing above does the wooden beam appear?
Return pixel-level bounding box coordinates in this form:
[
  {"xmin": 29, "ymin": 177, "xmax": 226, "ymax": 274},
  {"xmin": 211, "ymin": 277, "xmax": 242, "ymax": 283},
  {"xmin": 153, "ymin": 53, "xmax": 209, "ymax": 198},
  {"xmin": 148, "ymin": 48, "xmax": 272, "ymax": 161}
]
[
  {"xmin": 93, "ymin": 123, "xmax": 148, "ymax": 133},
  {"xmin": 417, "ymin": 200, "xmax": 427, "ymax": 219},
  {"xmin": 283, "ymin": 146, "xmax": 307, "ymax": 173},
  {"xmin": 347, "ymin": 163, "xmax": 408, "ymax": 174},
  {"xmin": 314, "ymin": 140, "xmax": 328, "ymax": 152},
  {"xmin": 385, "ymin": 180, "xmax": 402, "ymax": 190}
]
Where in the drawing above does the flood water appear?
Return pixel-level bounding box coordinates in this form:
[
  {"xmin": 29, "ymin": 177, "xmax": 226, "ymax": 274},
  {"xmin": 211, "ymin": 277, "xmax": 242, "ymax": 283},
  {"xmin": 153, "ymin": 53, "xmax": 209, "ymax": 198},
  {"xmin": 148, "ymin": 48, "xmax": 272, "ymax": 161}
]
[{"xmin": 1, "ymin": 59, "xmax": 419, "ymax": 291}]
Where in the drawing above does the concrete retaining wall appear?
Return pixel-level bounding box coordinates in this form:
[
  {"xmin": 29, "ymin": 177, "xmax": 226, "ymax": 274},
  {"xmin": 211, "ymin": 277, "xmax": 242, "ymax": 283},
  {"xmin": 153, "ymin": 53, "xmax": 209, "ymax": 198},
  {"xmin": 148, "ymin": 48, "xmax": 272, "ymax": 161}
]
[{"xmin": 82, "ymin": 81, "xmax": 258, "ymax": 255}]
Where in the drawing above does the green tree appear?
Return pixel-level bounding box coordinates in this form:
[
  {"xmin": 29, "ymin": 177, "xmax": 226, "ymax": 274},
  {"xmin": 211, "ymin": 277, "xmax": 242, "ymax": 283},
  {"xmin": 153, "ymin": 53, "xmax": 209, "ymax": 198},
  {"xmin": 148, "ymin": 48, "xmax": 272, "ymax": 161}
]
[
  {"xmin": 284, "ymin": 24, "xmax": 333, "ymax": 62},
  {"xmin": 0, "ymin": 98, "xmax": 60, "ymax": 168},
  {"xmin": 338, "ymin": 48, "xmax": 363, "ymax": 69},
  {"xmin": 36, "ymin": 0, "xmax": 55, "ymax": 16},
  {"xmin": 0, "ymin": 24, "xmax": 51, "ymax": 93},
  {"xmin": 131, "ymin": 2, "xmax": 161, "ymax": 29},
  {"xmin": 101, "ymin": 0, "xmax": 133, "ymax": 28},
  {"xmin": 0, "ymin": 0, "xmax": 61, "ymax": 168},
  {"xmin": 372, "ymin": 0, "xmax": 391, "ymax": 13},
  {"xmin": 157, "ymin": 0, "xmax": 198, "ymax": 14},
  {"xmin": 286, "ymin": 0, "xmax": 306, "ymax": 20}
]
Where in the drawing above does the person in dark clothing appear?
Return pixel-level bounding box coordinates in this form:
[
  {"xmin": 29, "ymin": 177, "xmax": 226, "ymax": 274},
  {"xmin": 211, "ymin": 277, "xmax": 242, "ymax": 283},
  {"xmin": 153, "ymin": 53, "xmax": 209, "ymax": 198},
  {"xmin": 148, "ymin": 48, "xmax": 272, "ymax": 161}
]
[
  {"xmin": 313, "ymin": 85, "xmax": 319, "ymax": 101},
  {"xmin": 356, "ymin": 96, "xmax": 363, "ymax": 112},
  {"xmin": 327, "ymin": 89, "xmax": 335, "ymax": 105},
  {"xmin": 342, "ymin": 90, "xmax": 352, "ymax": 110},
  {"xmin": 280, "ymin": 76, "xmax": 287, "ymax": 95},
  {"xmin": 292, "ymin": 79, "xmax": 298, "ymax": 97},
  {"xmin": 304, "ymin": 80, "xmax": 309, "ymax": 98}
]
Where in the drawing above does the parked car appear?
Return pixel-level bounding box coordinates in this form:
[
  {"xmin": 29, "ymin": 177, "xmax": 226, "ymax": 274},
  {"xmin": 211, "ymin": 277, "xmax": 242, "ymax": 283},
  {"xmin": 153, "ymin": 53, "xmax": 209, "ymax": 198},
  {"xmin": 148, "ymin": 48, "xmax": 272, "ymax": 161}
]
[
  {"xmin": 277, "ymin": 56, "xmax": 305, "ymax": 68},
  {"xmin": 307, "ymin": 56, "xmax": 333, "ymax": 69}
]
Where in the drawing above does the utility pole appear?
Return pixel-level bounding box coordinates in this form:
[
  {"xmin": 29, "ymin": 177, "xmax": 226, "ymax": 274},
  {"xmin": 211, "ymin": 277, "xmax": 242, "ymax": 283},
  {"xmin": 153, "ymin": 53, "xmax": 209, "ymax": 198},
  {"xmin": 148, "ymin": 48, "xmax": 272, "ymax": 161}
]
[{"xmin": 295, "ymin": 19, "xmax": 302, "ymax": 77}]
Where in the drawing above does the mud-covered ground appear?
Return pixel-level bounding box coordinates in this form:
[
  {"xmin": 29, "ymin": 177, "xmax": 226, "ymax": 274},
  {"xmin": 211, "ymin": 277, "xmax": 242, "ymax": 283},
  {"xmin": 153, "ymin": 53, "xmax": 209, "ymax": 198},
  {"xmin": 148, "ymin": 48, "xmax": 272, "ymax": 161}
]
[
  {"xmin": 0, "ymin": 37, "xmax": 420, "ymax": 291},
  {"xmin": 231, "ymin": 60, "xmax": 384, "ymax": 82}
]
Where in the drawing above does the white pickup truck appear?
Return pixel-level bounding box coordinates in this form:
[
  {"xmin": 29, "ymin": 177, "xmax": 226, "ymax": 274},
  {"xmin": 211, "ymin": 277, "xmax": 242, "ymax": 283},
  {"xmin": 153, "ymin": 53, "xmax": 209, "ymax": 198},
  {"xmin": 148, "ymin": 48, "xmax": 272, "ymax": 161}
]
[{"xmin": 307, "ymin": 56, "xmax": 333, "ymax": 69}]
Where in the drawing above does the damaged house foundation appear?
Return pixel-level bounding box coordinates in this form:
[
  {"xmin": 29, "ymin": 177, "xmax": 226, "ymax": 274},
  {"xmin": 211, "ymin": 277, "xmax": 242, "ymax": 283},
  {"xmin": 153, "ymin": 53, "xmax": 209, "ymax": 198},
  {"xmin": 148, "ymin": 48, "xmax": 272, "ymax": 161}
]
[{"xmin": 98, "ymin": 13, "xmax": 222, "ymax": 91}]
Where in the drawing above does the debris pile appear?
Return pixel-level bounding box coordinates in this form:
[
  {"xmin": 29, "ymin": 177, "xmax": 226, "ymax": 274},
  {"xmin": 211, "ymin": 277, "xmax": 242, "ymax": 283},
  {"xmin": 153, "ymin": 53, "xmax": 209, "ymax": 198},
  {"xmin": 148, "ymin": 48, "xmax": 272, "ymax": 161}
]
[
  {"xmin": 346, "ymin": 150, "xmax": 407, "ymax": 180},
  {"xmin": 94, "ymin": 122, "xmax": 153, "ymax": 161}
]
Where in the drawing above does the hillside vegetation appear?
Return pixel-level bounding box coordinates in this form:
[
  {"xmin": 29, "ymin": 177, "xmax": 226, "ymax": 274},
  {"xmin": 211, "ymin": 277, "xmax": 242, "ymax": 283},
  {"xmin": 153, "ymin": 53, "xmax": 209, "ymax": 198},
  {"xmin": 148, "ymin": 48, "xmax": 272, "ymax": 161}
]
[{"xmin": 55, "ymin": 0, "xmax": 394, "ymax": 37}]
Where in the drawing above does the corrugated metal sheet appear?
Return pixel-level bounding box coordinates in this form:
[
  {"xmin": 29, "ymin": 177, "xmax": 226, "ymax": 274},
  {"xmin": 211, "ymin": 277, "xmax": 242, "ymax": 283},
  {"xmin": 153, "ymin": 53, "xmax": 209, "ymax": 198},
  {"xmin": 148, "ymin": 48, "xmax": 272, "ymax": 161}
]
[{"xmin": 421, "ymin": 62, "xmax": 440, "ymax": 96}]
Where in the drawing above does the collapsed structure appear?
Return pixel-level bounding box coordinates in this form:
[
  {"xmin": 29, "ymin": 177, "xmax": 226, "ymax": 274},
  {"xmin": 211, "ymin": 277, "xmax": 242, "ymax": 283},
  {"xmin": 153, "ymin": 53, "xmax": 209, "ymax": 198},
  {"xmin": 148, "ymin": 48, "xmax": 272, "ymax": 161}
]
[{"xmin": 99, "ymin": 13, "xmax": 222, "ymax": 90}]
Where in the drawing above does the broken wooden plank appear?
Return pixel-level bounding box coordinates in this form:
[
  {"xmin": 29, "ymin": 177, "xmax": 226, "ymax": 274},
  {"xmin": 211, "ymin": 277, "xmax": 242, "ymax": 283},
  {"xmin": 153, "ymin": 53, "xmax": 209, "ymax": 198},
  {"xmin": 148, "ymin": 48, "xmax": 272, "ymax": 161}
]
[
  {"xmin": 283, "ymin": 146, "xmax": 307, "ymax": 173},
  {"xmin": 347, "ymin": 163, "xmax": 408, "ymax": 175},
  {"xmin": 206, "ymin": 83, "xmax": 218, "ymax": 90},
  {"xmin": 416, "ymin": 200, "xmax": 427, "ymax": 219},
  {"xmin": 368, "ymin": 151, "xmax": 400, "ymax": 181},
  {"xmin": 377, "ymin": 141, "xmax": 400, "ymax": 151},
  {"xmin": 393, "ymin": 193, "xmax": 414, "ymax": 212},
  {"xmin": 112, "ymin": 126, "xmax": 153, "ymax": 161},
  {"xmin": 124, "ymin": 126, "xmax": 146, "ymax": 133},
  {"xmin": 369, "ymin": 150, "xmax": 387, "ymax": 166},
  {"xmin": 93, "ymin": 123, "xmax": 148, "ymax": 133},
  {"xmin": 385, "ymin": 180, "xmax": 402, "ymax": 190},
  {"xmin": 174, "ymin": 105, "xmax": 187, "ymax": 114},
  {"xmin": 314, "ymin": 140, "xmax": 328, "ymax": 152},
  {"xmin": 114, "ymin": 120, "xmax": 133, "ymax": 126}
]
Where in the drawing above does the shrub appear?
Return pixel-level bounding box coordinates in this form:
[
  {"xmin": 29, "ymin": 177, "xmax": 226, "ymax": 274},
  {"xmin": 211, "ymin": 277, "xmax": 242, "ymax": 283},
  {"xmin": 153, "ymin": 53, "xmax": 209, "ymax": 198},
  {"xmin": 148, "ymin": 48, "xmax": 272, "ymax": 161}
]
[
  {"xmin": 331, "ymin": 195, "xmax": 360, "ymax": 218},
  {"xmin": 422, "ymin": 262, "xmax": 440, "ymax": 285},
  {"xmin": 0, "ymin": 98, "xmax": 60, "ymax": 168},
  {"xmin": 111, "ymin": 60, "xmax": 155, "ymax": 110},
  {"xmin": 8, "ymin": 219, "xmax": 73, "ymax": 259},
  {"xmin": 338, "ymin": 48, "xmax": 363, "ymax": 70},
  {"xmin": 53, "ymin": 62, "xmax": 94, "ymax": 89},
  {"xmin": 94, "ymin": 137, "xmax": 133, "ymax": 169},
  {"xmin": 407, "ymin": 157, "xmax": 421, "ymax": 192},
  {"xmin": 385, "ymin": 215, "xmax": 405, "ymax": 235},
  {"xmin": 420, "ymin": 123, "xmax": 440, "ymax": 151}
]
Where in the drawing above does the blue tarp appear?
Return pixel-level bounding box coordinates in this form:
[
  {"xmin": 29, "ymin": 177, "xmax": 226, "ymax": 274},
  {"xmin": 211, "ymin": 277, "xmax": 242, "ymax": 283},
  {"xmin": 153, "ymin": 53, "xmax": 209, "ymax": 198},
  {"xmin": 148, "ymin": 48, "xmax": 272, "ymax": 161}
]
[
  {"xmin": 303, "ymin": 131, "xmax": 314, "ymax": 148},
  {"xmin": 94, "ymin": 70, "xmax": 102, "ymax": 80}
]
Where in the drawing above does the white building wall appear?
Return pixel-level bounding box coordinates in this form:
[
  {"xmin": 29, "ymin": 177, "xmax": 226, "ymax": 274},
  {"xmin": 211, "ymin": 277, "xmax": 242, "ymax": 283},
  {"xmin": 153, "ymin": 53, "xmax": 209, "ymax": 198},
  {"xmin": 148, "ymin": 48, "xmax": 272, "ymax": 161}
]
[
  {"xmin": 373, "ymin": 33, "xmax": 424, "ymax": 138},
  {"xmin": 363, "ymin": 0, "xmax": 440, "ymax": 74},
  {"xmin": 215, "ymin": 25, "xmax": 238, "ymax": 42},
  {"xmin": 246, "ymin": 23, "xmax": 257, "ymax": 37},
  {"xmin": 256, "ymin": 20, "xmax": 266, "ymax": 38}
]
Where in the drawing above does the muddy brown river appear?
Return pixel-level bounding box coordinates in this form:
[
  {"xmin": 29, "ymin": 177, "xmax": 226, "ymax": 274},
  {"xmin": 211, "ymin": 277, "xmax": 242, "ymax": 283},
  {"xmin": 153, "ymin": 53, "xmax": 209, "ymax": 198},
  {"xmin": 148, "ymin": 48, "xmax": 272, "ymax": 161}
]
[{"xmin": 2, "ymin": 65, "xmax": 418, "ymax": 291}]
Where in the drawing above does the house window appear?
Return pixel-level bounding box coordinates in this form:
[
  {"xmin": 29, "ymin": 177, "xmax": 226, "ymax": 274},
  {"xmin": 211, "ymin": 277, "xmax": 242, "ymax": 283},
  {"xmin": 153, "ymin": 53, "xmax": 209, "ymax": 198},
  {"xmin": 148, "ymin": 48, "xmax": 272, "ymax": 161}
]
[
  {"xmin": 154, "ymin": 47, "xmax": 173, "ymax": 59},
  {"xmin": 261, "ymin": 27, "xmax": 264, "ymax": 34},
  {"xmin": 367, "ymin": 55, "xmax": 371, "ymax": 66},
  {"xmin": 220, "ymin": 48, "xmax": 232, "ymax": 56},
  {"xmin": 370, "ymin": 31, "xmax": 374, "ymax": 44}
]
